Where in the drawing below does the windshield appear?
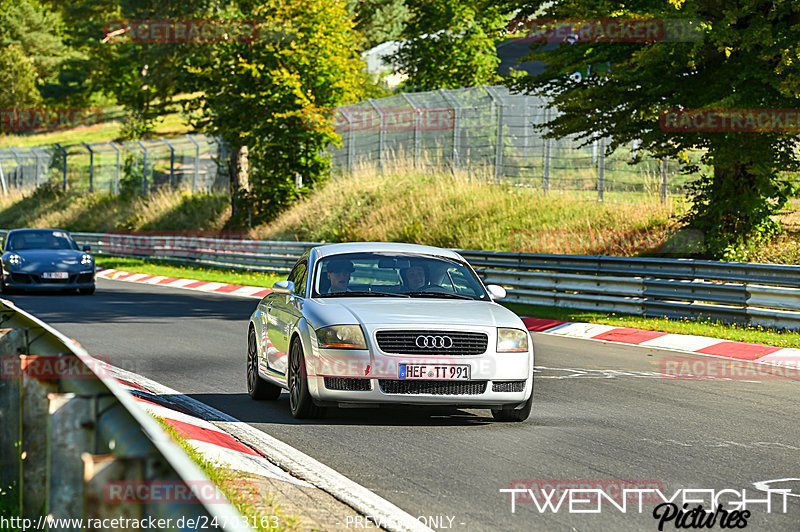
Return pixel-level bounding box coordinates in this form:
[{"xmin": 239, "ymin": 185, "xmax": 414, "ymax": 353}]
[
  {"xmin": 5, "ymin": 230, "xmax": 77, "ymax": 251},
  {"xmin": 312, "ymin": 252, "xmax": 488, "ymax": 300}
]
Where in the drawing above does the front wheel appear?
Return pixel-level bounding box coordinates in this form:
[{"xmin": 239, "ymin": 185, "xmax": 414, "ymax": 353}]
[
  {"xmin": 491, "ymin": 393, "xmax": 533, "ymax": 422},
  {"xmin": 288, "ymin": 339, "xmax": 324, "ymax": 419},
  {"xmin": 247, "ymin": 327, "xmax": 281, "ymax": 400}
]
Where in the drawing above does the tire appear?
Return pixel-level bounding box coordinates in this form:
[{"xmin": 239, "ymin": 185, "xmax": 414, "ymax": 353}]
[
  {"xmin": 79, "ymin": 285, "xmax": 96, "ymax": 295},
  {"xmin": 247, "ymin": 327, "xmax": 281, "ymax": 400},
  {"xmin": 288, "ymin": 338, "xmax": 324, "ymax": 419},
  {"xmin": 491, "ymin": 388, "xmax": 533, "ymax": 422}
]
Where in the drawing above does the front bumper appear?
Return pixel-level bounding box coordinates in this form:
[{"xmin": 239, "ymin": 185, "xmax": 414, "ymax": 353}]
[
  {"xmin": 3, "ymin": 271, "xmax": 95, "ymax": 291},
  {"xmin": 305, "ymin": 324, "xmax": 533, "ymax": 407}
]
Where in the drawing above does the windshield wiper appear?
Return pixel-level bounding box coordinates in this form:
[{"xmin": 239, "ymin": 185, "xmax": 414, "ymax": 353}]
[
  {"xmin": 317, "ymin": 291, "xmax": 410, "ymax": 298},
  {"xmin": 404, "ymin": 291, "xmax": 476, "ymax": 300}
]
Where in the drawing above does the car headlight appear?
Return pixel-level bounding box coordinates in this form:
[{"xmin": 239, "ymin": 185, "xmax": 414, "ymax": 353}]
[
  {"xmin": 7, "ymin": 254, "xmax": 22, "ymax": 266},
  {"xmin": 316, "ymin": 325, "xmax": 367, "ymax": 349},
  {"xmin": 497, "ymin": 328, "xmax": 529, "ymax": 352},
  {"xmin": 81, "ymin": 254, "xmax": 93, "ymax": 265}
]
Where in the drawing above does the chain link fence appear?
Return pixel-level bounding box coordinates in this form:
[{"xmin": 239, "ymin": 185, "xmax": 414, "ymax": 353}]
[
  {"xmin": 330, "ymin": 85, "xmax": 694, "ymax": 201},
  {"xmin": 0, "ymin": 85, "xmax": 699, "ymax": 199},
  {"xmin": 0, "ymin": 134, "xmax": 229, "ymax": 195}
]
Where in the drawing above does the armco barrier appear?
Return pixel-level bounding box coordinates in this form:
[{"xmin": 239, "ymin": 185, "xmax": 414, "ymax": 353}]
[
  {"xmin": 0, "ymin": 298, "xmax": 251, "ymax": 531},
  {"xmin": 2, "ymin": 230, "xmax": 800, "ymax": 330}
]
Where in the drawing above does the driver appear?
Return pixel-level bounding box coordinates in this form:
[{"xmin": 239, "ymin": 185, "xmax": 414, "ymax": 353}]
[
  {"xmin": 326, "ymin": 259, "xmax": 354, "ymax": 293},
  {"xmin": 401, "ymin": 264, "xmax": 428, "ymax": 290}
]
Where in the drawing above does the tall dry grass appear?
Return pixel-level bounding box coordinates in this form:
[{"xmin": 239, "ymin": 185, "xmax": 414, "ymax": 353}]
[{"xmin": 255, "ymin": 164, "xmax": 682, "ymax": 254}]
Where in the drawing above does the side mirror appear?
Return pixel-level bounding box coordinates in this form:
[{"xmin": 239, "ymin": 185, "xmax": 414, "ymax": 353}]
[
  {"xmin": 82, "ymin": 244, "xmax": 91, "ymax": 252},
  {"xmin": 486, "ymin": 284, "xmax": 507, "ymax": 300},
  {"xmin": 272, "ymin": 280, "xmax": 295, "ymax": 295}
]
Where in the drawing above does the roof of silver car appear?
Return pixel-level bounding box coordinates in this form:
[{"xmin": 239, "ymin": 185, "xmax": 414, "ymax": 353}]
[{"xmin": 313, "ymin": 242, "xmax": 463, "ymax": 260}]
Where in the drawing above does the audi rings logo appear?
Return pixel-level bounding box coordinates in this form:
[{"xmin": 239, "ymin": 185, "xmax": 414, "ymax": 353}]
[{"xmin": 415, "ymin": 335, "xmax": 453, "ymax": 349}]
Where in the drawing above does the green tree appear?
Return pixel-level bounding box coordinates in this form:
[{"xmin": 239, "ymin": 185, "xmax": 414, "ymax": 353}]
[
  {"xmin": 509, "ymin": 0, "xmax": 800, "ymax": 258},
  {"xmin": 0, "ymin": 44, "xmax": 41, "ymax": 111},
  {"xmin": 388, "ymin": 0, "xmax": 509, "ymax": 90},
  {"xmin": 189, "ymin": 0, "xmax": 367, "ymax": 224},
  {"xmin": 347, "ymin": 0, "xmax": 410, "ymax": 51}
]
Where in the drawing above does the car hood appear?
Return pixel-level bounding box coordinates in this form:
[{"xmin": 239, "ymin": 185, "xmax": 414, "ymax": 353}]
[
  {"xmin": 304, "ymin": 297, "xmax": 524, "ymax": 329},
  {"xmin": 5, "ymin": 249, "xmax": 87, "ymax": 272}
]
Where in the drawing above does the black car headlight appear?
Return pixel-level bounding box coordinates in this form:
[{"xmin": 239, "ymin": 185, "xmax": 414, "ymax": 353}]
[{"xmin": 316, "ymin": 325, "xmax": 367, "ymax": 349}]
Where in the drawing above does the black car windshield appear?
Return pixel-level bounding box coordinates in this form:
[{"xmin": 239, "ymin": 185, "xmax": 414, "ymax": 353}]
[
  {"xmin": 6, "ymin": 231, "xmax": 77, "ymax": 251},
  {"xmin": 312, "ymin": 252, "xmax": 489, "ymax": 300}
]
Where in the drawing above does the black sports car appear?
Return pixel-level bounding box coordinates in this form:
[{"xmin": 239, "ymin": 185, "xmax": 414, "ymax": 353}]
[{"xmin": 1, "ymin": 229, "xmax": 95, "ymax": 295}]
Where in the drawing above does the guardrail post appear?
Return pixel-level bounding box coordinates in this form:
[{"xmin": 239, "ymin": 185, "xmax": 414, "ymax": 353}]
[
  {"xmin": 337, "ymin": 108, "xmax": 354, "ymax": 174},
  {"xmin": 0, "ymin": 330, "xmax": 25, "ymax": 516},
  {"xmin": 186, "ymin": 134, "xmax": 200, "ymax": 191},
  {"xmin": 83, "ymin": 142, "xmax": 94, "ymax": 193},
  {"xmin": 162, "ymin": 138, "xmax": 175, "ymax": 189},
  {"xmin": 55, "ymin": 143, "xmax": 68, "ymax": 191},
  {"xmin": 48, "ymin": 392, "xmax": 96, "ymax": 525},
  {"xmin": 21, "ymin": 366, "xmax": 59, "ymax": 519},
  {"xmin": 135, "ymin": 140, "xmax": 148, "ymax": 194},
  {"xmin": 597, "ymin": 138, "xmax": 605, "ymax": 202},
  {"xmin": 107, "ymin": 141, "xmax": 121, "ymax": 195},
  {"xmin": 368, "ymin": 99, "xmax": 385, "ymax": 173},
  {"xmin": 660, "ymin": 158, "xmax": 668, "ymax": 204}
]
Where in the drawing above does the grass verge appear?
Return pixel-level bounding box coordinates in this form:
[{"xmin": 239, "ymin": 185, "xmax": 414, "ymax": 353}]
[
  {"xmin": 504, "ymin": 303, "xmax": 800, "ymax": 349},
  {"xmin": 95, "ymin": 257, "xmax": 282, "ymax": 288},
  {"xmin": 155, "ymin": 417, "xmax": 301, "ymax": 532}
]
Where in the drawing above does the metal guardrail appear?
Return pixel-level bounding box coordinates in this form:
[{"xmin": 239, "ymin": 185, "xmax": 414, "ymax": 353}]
[
  {"xmin": 0, "ymin": 298, "xmax": 251, "ymax": 531},
  {"xmin": 4, "ymin": 230, "xmax": 800, "ymax": 330}
]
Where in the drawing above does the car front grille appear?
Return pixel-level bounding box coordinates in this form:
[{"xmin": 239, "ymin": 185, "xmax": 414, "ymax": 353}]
[
  {"xmin": 324, "ymin": 377, "xmax": 372, "ymax": 391},
  {"xmin": 378, "ymin": 379, "xmax": 487, "ymax": 395},
  {"xmin": 492, "ymin": 380, "xmax": 526, "ymax": 393},
  {"xmin": 78, "ymin": 273, "xmax": 94, "ymax": 283},
  {"xmin": 375, "ymin": 330, "xmax": 488, "ymax": 356}
]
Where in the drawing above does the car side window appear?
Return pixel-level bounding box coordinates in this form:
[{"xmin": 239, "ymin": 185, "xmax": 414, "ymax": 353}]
[{"xmin": 287, "ymin": 261, "xmax": 308, "ymax": 296}]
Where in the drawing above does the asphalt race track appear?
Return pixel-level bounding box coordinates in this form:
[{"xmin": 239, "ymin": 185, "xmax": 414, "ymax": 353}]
[{"xmin": 11, "ymin": 278, "xmax": 800, "ymax": 531}]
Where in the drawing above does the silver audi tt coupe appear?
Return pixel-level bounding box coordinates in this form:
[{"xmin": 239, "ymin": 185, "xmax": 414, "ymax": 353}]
[{"xmin": 246, "ymin": 242, "xmax": 534, "ymax": 421}]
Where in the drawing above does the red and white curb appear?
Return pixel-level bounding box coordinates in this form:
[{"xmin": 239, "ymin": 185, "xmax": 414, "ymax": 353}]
[
  {"xmin": 522, "ymin": 317, "xmax": 800, "ymax": 370},
  {"xmin": 110, "ymin": 366, "xmax": 433, "ymax": 532},
  {"xmin": 96, "ymin": 268, "xmax": 271, "ymax": 299},
  {"xmin": 112, "ymin": 371, "xmax": 311, "ymax": 487}
]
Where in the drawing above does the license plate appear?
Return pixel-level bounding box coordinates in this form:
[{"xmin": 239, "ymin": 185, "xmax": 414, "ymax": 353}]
[
  {"xmin": 399, "ymin": 364, "xmax": 470, "ymax": 380},
  {"xmin": 42, "ymin": 272, "xmax": 68, "ymax": 280}
]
